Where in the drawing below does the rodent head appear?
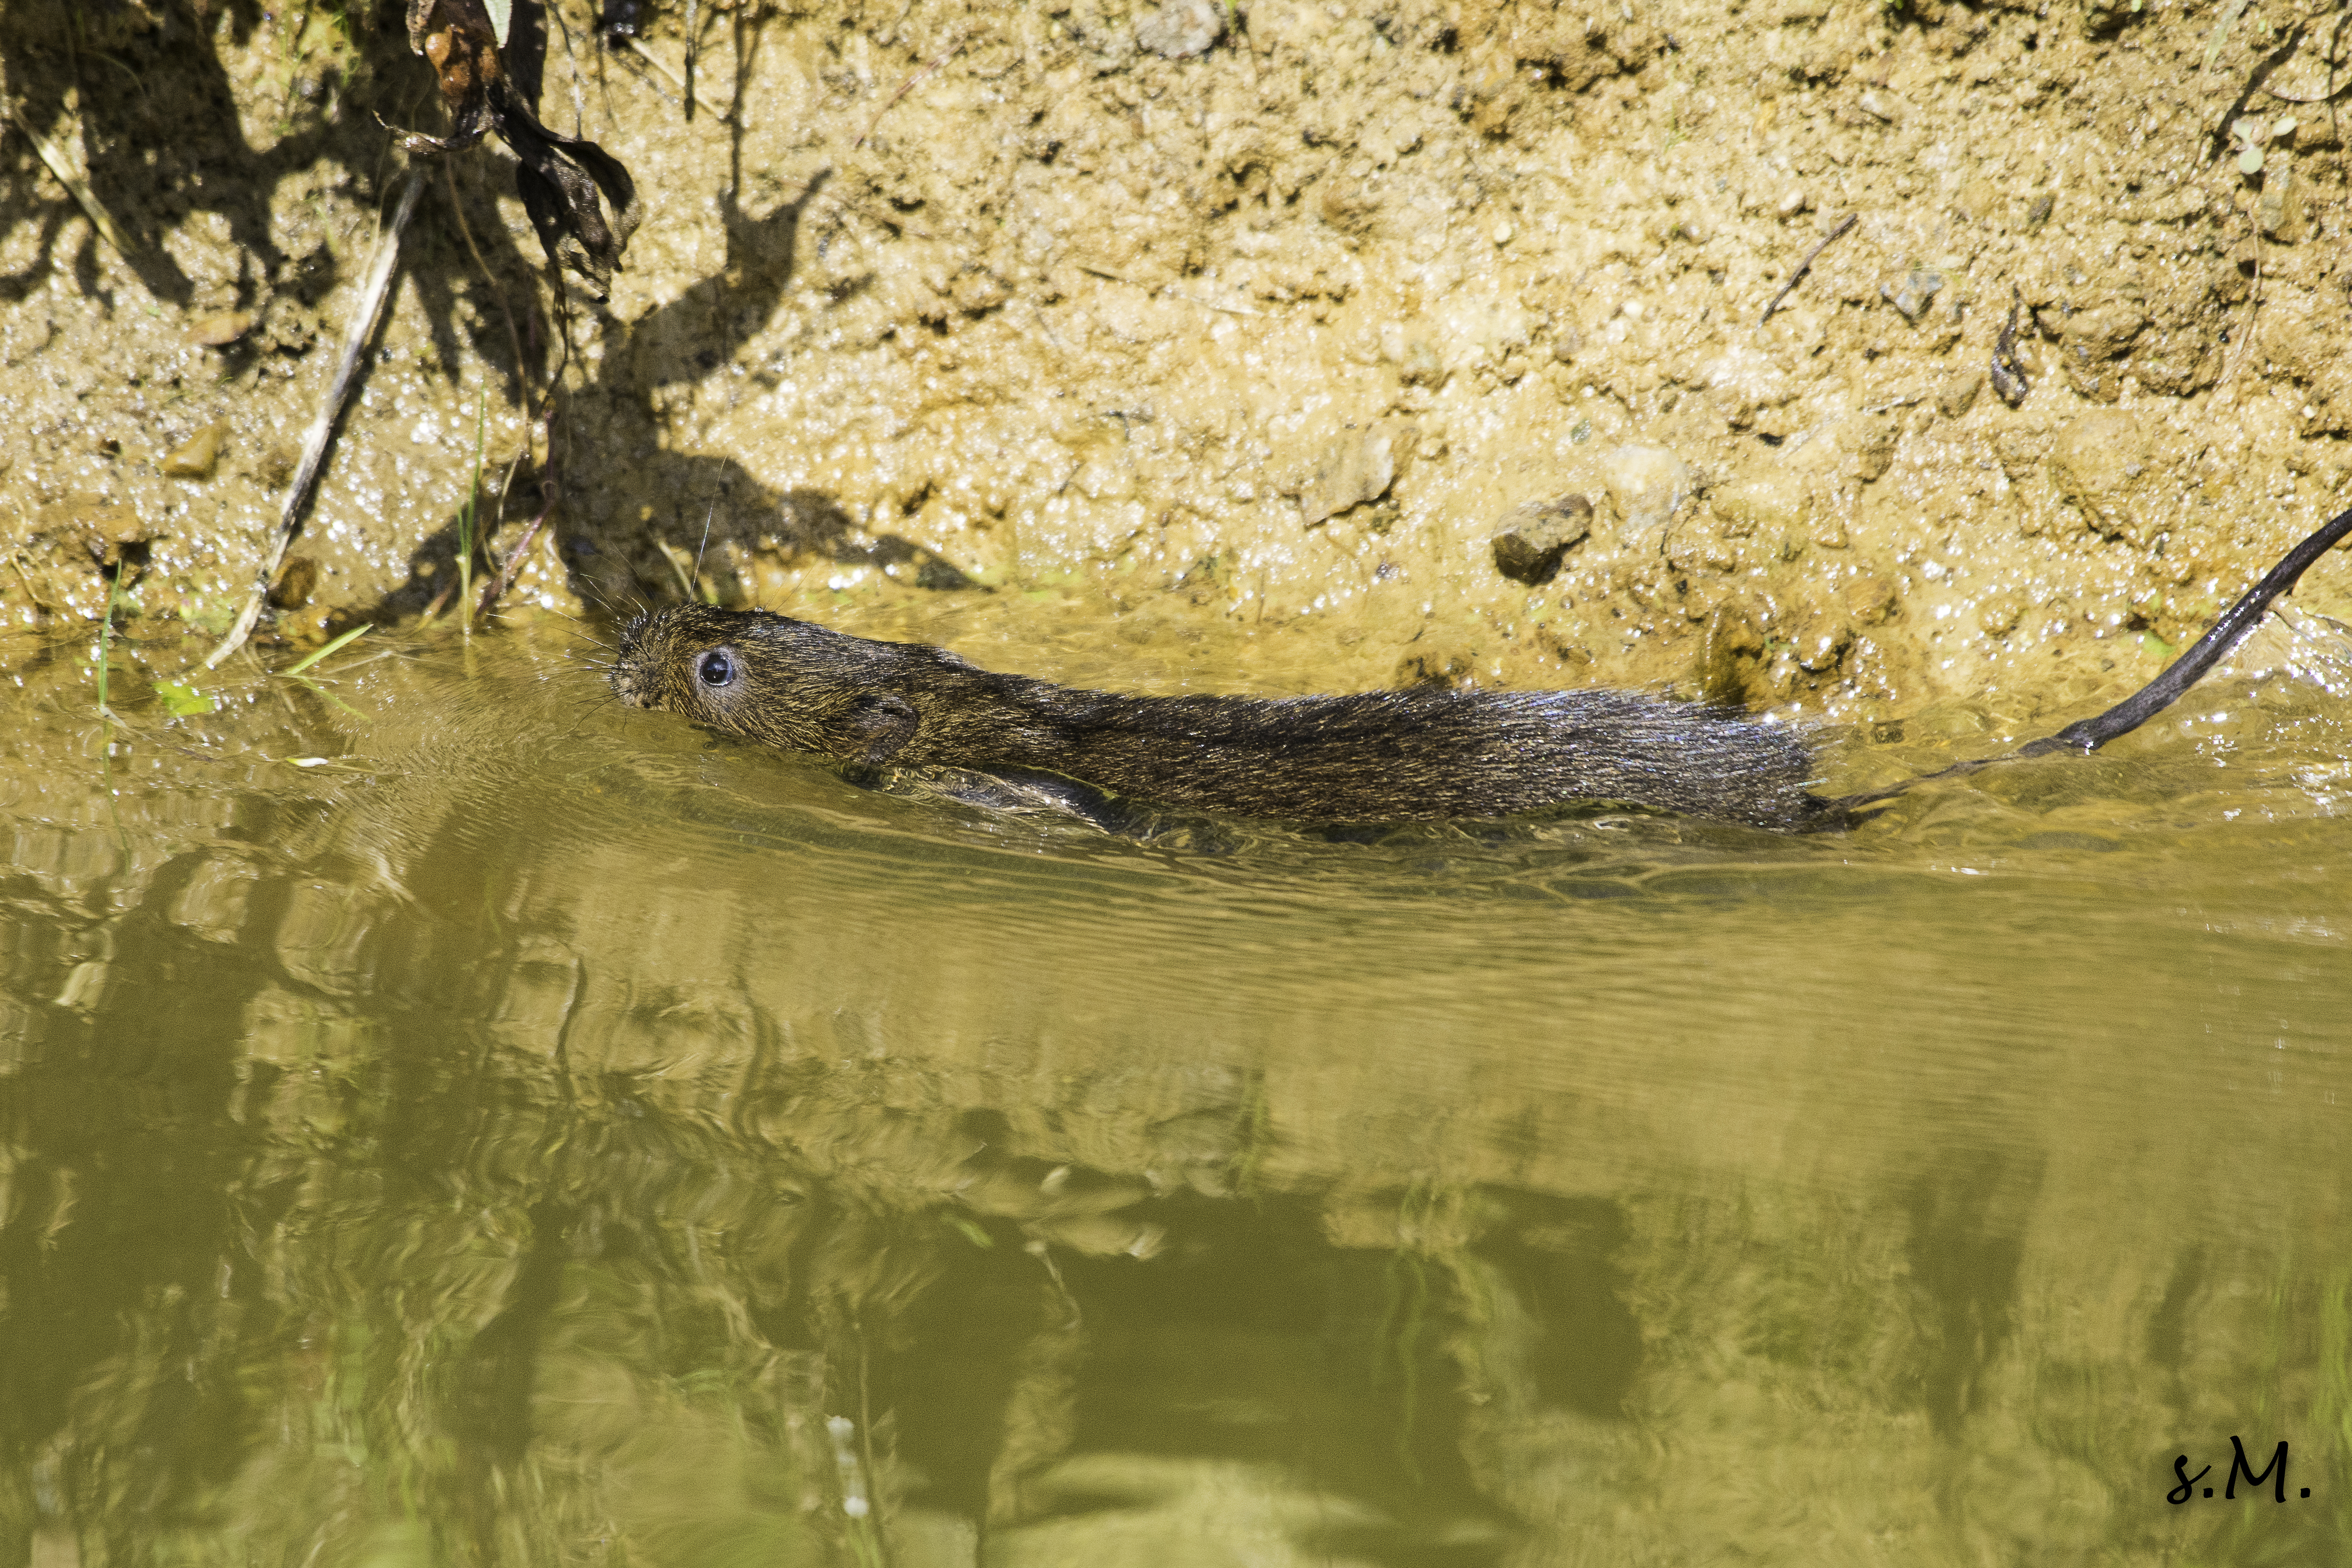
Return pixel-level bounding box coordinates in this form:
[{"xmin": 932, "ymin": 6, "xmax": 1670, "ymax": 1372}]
[{"xmin": 612, "ymin": 605, "xmax": 944, "ymax": 763}]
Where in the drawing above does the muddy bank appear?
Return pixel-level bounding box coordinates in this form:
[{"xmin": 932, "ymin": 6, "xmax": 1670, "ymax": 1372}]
[{"xmin": 4, "ymin": 0, "xmax": 2352, "ymax": 731}]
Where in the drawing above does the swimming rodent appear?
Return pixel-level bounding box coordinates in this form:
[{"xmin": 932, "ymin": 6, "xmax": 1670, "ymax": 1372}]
[{"xmin": 610, "ymin": 505, "xmax": 2352, "ymax": 832}]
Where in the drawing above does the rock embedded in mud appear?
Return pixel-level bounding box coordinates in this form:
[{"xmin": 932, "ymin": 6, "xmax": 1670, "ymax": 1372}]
[
  {"xmin": 254, "ymin": 442, "xmax": 301, "ymax": 490},
  {"xmin": 1490, "ymin": 493, "xmax": 1593, "ymax": 585},
  {"xmin": 1879, "ymin": 269, "xmax": 1944, "ymax": 323},
  {"xmin": 1295, "ymin": 424, "xmax": 1398, "ymax": 527},
  {"xmin": 2057, "ymin": 301, "xmax": 2149, "ymax": 402},
  {"xmin": 2048, "ymin": 411, "xmax": 2156, "ymax": 548},
  {"xmin": 269, "ymin": 557, "xmax": 322, "ymax": 611},
  {"xmin": 1597, "ymin": 444, "xmax": 1693, "ymax": 543},
  {"xmin": 161, "ymin": 421, "xmax": 227, "ymax": 479},
  {"xmin": 41, "ymin": 494, "xmax": 151, "ymax": 568},
  {"xmin": 188, "ymin": 311, "xmax": 256, "ymax": 348},
  {"xmin": 1843, "ymin": 575, "xmax": 1899, "ymax": 625},
  {"xmin": 1135, "ymin": 0, "xmax": 1223, "ymax": 58},
  {"xmin": 2257, "ymin": 167, "xmax": 2305, "ymax": 241},
  {"xmin": 1936, "ymin": 369, "xmax": 1984, "ymax": 419},
  {"xmin": 1845, "ymin": 418, "xmax": 1899, "ymax": 484}
]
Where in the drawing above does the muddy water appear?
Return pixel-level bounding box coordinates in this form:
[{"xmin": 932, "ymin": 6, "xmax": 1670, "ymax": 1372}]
[{"xmin": 0, "ymin": 614, "xmax": 2348, "ymax": 1566}]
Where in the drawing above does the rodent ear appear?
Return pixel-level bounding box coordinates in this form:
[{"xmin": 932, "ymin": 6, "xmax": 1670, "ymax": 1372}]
[{"xmin": 837, "ymin": 692, "xmax": 919, "ymax": 764}]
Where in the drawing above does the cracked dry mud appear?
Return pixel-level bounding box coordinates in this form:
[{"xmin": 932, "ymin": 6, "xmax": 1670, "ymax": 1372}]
[{"xmin": 5, "ymin": 0, "xmax": 2352, "ymax": 734}]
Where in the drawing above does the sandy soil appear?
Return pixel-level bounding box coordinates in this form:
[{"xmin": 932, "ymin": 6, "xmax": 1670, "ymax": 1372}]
[{"xmin": 5, "ymin": 0, "xmax": 2352, "ymax": 730}]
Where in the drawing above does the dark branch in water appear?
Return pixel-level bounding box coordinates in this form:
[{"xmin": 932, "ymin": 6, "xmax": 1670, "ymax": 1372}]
[{"xmin": 1826, "ymin": 503, "xmax": 2352, "ymax": 820}]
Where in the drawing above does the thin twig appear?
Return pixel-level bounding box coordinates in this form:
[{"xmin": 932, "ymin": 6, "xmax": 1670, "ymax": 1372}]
[
  {"xmin": 622, "ymin": 35, "xmax": 731, "ymax": 119},
  {"xmin": 2224, "ymin": 232, "xmax": 2263, "ymax": 387},
  {"xmin": 1160, "ymin": 285, "xmax": 1264, "ymax": 317},
  {"xmin": 545, "ymin": 0, "xmax": 590, "ymax": 136},
  {"xmin": 852, "ymin": 29, "xmax": 971, "ymax": 152},
  {"xmin": 206, "ymin": 168, "xmax": 427, "ymax": 669},
  {"xmin": 479, "ymin": 490, "xmax": 559, "ymax": 615},
  {"xmin": 1757, "ymin": 210, "xmax": 1856, "ymax": 327},
  {"xmin": 8, "ymin": 553, "xmax": 55, "ymax": 612},
  {"xmin": 7, "ymin": 102, "xmax": 133, "ymax": 258},
  {"xmin": 444, "ymin": 160, "xmax": 532, "ymax": 414}
]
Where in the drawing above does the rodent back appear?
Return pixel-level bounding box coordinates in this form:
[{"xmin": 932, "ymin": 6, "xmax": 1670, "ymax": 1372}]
[{"xmin": 613, "ymin": 606, "xmax": 1828, "ymax": 828}]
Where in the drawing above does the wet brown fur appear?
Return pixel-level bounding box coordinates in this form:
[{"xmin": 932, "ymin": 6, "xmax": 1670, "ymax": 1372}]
[
  {"xmin": 611, "ymin": 606, "xmax": 1833, "ymax": 829},
  {"xmin": 614, "ymin": 502, "xmax": 2352, "ymax": 833}
]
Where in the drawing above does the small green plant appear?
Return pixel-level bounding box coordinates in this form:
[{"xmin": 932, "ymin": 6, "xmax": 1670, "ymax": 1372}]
[
  {"xmin": 94, "ymin": 563, "xmax": 132, "ymax": 850},
  {"xmin": 281, "ymin": 623, "xmax": 372, "ymax": 677},
  {"xmin": 94, "ymin": 561, "xmax": 125, "ymax": 724},
  {"xmin": 942, "ymin": 1212, "xmax": 993, "ymax": 1249},
  {"xmin": 152, "ymin": 681, "xmax": 216, "ymax": 716},
  {"xmin": 455, "ymin": 380, "xmax": 488, "ymax": 629}
]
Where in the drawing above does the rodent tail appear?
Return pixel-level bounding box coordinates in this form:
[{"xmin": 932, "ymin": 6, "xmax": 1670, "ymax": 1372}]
[{"xmin": 1818, "ymin": 502, "xmax": 2352, "ymax": 824}]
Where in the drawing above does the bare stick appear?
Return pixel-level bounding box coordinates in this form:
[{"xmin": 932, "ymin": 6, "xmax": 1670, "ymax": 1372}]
[
  {"xmin": 853, "ymin": 29, "xmax": 970, "ymax": 151},
  {"xmin": 1757, "ymin": 210, "xmax": 1856, "ymax": 328},
  {"xmin": 445, "ymin": 160, "xmax": 531, "ymax": 415},
  {"xmin": 7, "ymin": 102, "xmax": 133, "ymax": 258},
  {"xmin": 480, "ymin": 486, "xmax": 559, "ymax": 614},
  {"xmin": 205, "ymin": 167, "xmax": 426, "ymax": 669},
  {"xmin": 622, "ymin": 36, "xmax": 731, "ymax": 119}
]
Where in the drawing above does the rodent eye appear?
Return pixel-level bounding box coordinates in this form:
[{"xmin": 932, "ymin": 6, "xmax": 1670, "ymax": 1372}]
[{"xmin": 696, "ymin": 649, "xmax": 737, "ymax": 688}]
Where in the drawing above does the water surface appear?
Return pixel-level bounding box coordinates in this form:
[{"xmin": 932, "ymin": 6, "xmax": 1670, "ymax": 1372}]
[{"xmin": 2, "ymin": 616, "xmax": 2350, "ymax": 1567}]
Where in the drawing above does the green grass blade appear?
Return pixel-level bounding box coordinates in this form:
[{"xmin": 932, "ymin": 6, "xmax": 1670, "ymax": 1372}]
[{"xmin": 281, "ymin": 623, "xmax": 373, "ymax": 676}]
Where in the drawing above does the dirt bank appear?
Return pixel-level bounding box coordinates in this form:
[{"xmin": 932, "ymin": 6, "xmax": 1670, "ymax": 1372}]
[{"xmin": 5, "ymin": 0, "xmax": 2351, "ymax": 732}]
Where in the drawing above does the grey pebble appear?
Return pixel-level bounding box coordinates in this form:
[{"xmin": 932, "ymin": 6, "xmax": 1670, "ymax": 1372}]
[
  {"xmin": 1880, "ymin": 269, "xmax": 1944, "ymax": 323},
  {"xmin": 1136, "ymin": 0, "xmax": 1223, "ymax": 58},
  {"xmin": 1490, "ymin": 493, "xmax": 1593, "ymax": 585}
]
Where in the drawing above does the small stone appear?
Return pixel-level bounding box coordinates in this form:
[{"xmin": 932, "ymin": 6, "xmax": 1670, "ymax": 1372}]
[
  {"xmin": 1847, "ymin": 418, "xmax": 1899, "ymax": 483},
  {"xmin": 41, "ymin": 493, "xmax": 152, "ymax": 566},
  {"xmin": 254, "ymin": 442, "xmax": 301, "ymax": 490},
  {"xmin": 1491, "ymin": 221, "xmax": 1514, "ymax": 246},
  {"xmin": 1135, "ymin": 0, "xmax": 1222, "ymax": 58},
  {"xmin": 1598, "ymin": 444, "xmax": 1694, "ymax": 542},
  {"xmin": 268, "ymin": 556, "xmax": 321, "ymax": 611},
  {"xmin": 1937, "ymin": 368, "xmax": 1984, "ymax": 419},
  {"xmin": 1397, "ymin": 335, "xmax": 1446, "ymax": 387},
  {"xmin": 1297, "ymin": 424, "xmax": 1397, "ymax": 526},
  {"xmin": 1489, "ymin": 493, "xmax": 1593, "ymax": 585},
  {"xmin": 1842, "ymin": 575, "xmax": 1899, "ymax": 624},
  {"xmin": 2258, "ymin": 167, "xmax": 2303, "ymax": 240},
  {"xmin": 1878, "ymin": 268, "xmax": 1945, "ymax": 322},
  {"xmin": 2025, "ymin": 193, "xmax": 2055, "ymax": 232},
  {"xmin": 1550, "ymin": 327, "xmax": 1581, "ymax": 363},
  {"xmin": 949, "ymin": 268, "xmax": 1009, "ymax": 314},
  {"xmin": 1776, "ymin": 188, "xmax": 1810, "ymax": 220},
  {"xmin": 1856, "ymin": 88, "xmax": 1901, "ymax": 123},
  {"xmin": 161, "ymin": 421, "xmax": 227, "ymax": 479},
  {"xmin": 188, "ymin": 310, "xmax": 255, "ymax": 348},
  {"xmin": 2048, "ymin": 410, "xmax": 2156, "ymax": 548}
]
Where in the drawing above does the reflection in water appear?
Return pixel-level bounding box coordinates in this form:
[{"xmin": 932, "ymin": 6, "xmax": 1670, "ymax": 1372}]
[{"xmin": 0, "ymin": 624, "xmax": 2349, "ymax": 1566}]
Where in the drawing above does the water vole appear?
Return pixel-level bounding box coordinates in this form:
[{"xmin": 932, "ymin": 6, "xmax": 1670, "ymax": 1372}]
[
  {"xmin": 611, "ymin": 606, "xmax": 1829, "ymax": 828},
  {"xmin": 611, "ymin": 504, "xmax": 2352, "ymax": 832}
]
